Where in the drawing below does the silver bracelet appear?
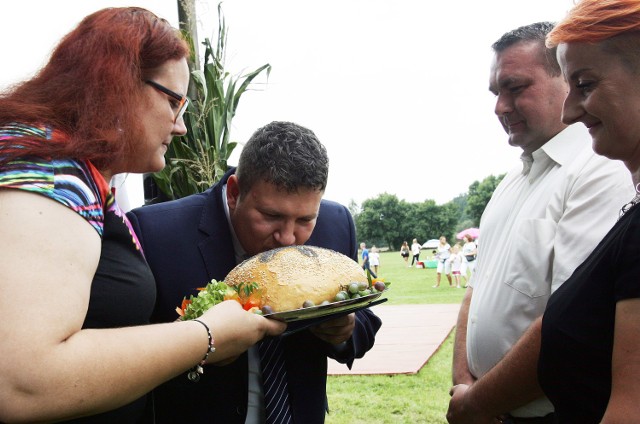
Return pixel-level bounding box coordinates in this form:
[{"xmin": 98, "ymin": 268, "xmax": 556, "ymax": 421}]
[{"xmin": 187, "ymin": 319, "xmax": 215, "ymax": 382}]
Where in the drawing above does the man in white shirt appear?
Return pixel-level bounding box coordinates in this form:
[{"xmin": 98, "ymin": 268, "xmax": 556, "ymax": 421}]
[{"xmin": 446, "ymin": 22, "xmax": 634, "ymax": 424}]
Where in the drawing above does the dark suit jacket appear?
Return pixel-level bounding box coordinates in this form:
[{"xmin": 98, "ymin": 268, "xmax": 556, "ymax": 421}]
[{"xmin": 127, "ymin": 169, "xmax": 381, "ymax": 424}]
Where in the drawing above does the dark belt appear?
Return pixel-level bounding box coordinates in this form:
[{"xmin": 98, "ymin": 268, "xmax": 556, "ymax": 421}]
[{"xmin": 502, "ymin": 413, "xmax": 557, "ymax": 424}]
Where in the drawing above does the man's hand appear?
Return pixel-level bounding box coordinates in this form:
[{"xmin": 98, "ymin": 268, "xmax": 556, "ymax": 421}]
[
  {"xmin": 309, "ymin": 313, "xmax": 355, "ymax": 345},
  {"xmin": 447, "ymin": 384, "xmax": 502, "ymax": 424}
]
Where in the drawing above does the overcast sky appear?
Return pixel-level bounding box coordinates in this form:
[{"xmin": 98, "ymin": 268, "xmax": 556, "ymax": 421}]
[{"xmin": 1, "ymin": 0, "xmax": 577, "ymax": 208}]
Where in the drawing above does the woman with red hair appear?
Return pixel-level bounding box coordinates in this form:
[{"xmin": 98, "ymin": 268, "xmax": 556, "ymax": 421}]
[
  {"xmin": 0, "ymin": 7, "xmax": 285, "ymax": 423},
  {"xmin": 538, "ymin": 1, "xmax": 640, "ymax": 422}
]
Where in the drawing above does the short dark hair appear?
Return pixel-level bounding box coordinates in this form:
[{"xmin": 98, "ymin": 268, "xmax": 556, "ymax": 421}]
[
  {"xmin": 492, "ymin": 22, "xmax": 561, "ymax": 77},
  {"xmin": 235, "ymin": 121, "xmax": 329, "ymax": 195}
]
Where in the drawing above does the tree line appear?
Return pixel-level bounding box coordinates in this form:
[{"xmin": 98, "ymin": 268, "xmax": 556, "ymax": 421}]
[{"xmin": 352, "ymin": 174, "xmax": 504, "ymax": 250}]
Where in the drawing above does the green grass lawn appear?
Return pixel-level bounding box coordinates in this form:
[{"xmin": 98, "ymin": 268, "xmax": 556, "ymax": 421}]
[
  {"xmin": 325, "ymin": 250, "xmax": 465, "ymax": 424},
  {"xmin": 370, "ymin": 250, "xmax": 467, "ymax": 306}
]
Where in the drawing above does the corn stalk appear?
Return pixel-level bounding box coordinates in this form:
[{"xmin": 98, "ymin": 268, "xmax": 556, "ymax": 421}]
[{"xmin": 151, "ymin": 3, "xmax": 270, "ymax": 200}]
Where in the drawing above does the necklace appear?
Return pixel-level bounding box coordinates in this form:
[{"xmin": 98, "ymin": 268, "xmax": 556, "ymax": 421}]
[{"xmin": 619, "ymin": 183, "xmax": 640, "ymax": 219}]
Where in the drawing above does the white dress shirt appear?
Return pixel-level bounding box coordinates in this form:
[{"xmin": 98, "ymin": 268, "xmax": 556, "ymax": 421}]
[
  {"xmin": 221, "ymin": 185, "xmax": 265, "ymax": 424},
  {"xmin": 466, "ymin": 124, "xmax": 634, "ymax": 417}
]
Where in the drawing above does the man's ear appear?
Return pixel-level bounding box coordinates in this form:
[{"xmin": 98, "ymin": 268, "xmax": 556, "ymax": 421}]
[{"xmin": 226, "ymin": 174, "xmax": 241, "ymax": 210}]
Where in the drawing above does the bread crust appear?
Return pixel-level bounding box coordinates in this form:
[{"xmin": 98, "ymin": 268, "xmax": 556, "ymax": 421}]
[{"xmin": 225, "ymin": 245, "xmax": 367, "ymax": 312}]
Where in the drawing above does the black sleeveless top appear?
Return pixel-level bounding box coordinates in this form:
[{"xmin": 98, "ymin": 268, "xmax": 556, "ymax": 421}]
[{"xmin": 539, "ymin": 203, "xmax": 640, "ymax": 423}]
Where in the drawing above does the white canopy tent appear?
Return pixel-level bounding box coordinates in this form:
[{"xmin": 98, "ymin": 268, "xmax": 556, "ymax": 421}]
[{"xmin": 422, "ymin": 239, "xmax": 439, "ymax": 249}]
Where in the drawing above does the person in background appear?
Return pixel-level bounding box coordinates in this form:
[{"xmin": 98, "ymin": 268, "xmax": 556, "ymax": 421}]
[
  {"xmin": 460, "ymin": 234, "xmax": 477, "ymax": 287},
  {"xmin": 360, "ymin": 242, "xmax": 378, "ymax": 278},
  {"xmin": 128, "ymin": 121, "xmax": 381, "ymax": 424},
  {"xmin": 537, "ymin": 2, "xmax": 640, "ymax": 421},
  {"xmin": 400, "ymin": 241, "xmax": 410, "ymax": 266},
  {"xmin": 369, "ymin": 245, "xmax": 381, "ymax": 276},
  {"xmin": 434, "ymin": 236, "xmax": 452, "ymax": 287},
  {"xmin": 447, "ymin": 21, "xmax": 633, "ymax": 424},
  {"xmin": 0, "ymin": 8, "xmax": 285, "ymax": 423},
  {"xmin": 410, "ymin": 238, "xmax": 421, "ymax": 267},
  {"xmin": 450, "ymin": 244, "xmax": 463, "ymax": 289}
]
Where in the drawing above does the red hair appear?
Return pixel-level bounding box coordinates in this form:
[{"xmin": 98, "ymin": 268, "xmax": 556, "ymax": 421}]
[
  {"xmin": 0, "ymin": 7, "xmax": 189, "ymax": 168},
  {"xmin": 547, "ymin": 0, "xmax": 640, "ymax": 46}
]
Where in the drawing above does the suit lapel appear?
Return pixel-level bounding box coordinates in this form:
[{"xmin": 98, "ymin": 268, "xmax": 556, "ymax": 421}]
[{"xmin": 197, "ymin": 170, "xmax": 237, "ymax": 281}]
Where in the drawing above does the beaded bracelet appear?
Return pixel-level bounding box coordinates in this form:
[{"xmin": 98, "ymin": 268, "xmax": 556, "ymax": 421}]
[{"xmin": 187, "ymin": 319, "xmax": 216, "ymax": 382}]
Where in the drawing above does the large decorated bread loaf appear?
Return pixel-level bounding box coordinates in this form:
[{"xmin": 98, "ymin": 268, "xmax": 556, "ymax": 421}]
[{"xmin": 225, "ymin": 245, "xmax": 368, "ymax": 312}]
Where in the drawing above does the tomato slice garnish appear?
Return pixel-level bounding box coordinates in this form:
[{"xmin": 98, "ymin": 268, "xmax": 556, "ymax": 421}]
[{"xmin": 243, "ymin": 298, "xmax": 261, "ymax": 311}]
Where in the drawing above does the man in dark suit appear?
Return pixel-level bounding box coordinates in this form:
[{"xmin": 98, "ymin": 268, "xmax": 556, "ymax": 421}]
[{"xmin": 128, "ymin": 121, "xmax": 381, "ymax": 424}]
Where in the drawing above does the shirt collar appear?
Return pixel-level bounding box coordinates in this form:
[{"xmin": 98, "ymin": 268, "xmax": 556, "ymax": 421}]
[
  {"xmin": 222, "ymin": 184, "xmax": 250, "ymax": 264},
  {"xmin": 520, "ymin": 124, "xmax": 590, "ymax": 175}
]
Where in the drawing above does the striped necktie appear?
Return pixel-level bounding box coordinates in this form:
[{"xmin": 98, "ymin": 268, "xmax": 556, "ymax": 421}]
[{"xmin": 259, "ymin": 338, "xmax": 293, "ymax": 424}]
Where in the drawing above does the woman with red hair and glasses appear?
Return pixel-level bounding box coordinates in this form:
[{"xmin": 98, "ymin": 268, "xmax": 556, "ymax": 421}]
[
  {"xmin": 0, "ymin": 7, "xmax": 284, "ymax": 423},
  {"xmin": 537, "ymin": 1, "xmax": 640, "ymax": 422}
]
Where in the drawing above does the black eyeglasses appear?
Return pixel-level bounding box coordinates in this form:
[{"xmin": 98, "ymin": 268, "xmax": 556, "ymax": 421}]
[{"xmin": 145, "ymin": 80, "xmax": 189, "ymax": 124}]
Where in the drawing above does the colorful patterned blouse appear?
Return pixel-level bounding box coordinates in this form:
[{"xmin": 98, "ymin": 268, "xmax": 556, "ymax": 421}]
[
  {"xmin": 0, "ymin": 123, "xmax": 143, "ymax": 251},
  {"xmin": 0, "ymin": 124, "xmax": 107, "ymax": 231}
]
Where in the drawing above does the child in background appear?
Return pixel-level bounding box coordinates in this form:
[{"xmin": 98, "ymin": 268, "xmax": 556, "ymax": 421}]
[
  {"xmin": 410, "ymin": 238, "xmax": 421, "ymax": 267},
  {"xmin": 370, "ymin": 246, "xmax": 380, "ymax": 275},
  {"xmin": 449, "ymin": 244, "xmax": 463, "ymax": 288}
]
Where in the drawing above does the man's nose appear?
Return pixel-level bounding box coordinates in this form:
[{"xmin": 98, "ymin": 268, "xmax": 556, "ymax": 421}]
[
  {"xmin": 494, "ymin": 93, "xmax": 513, "ymax": 117},
  {"xmin": 274, "ymin": 221, "xmax": 296, "ymax": 246}
]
